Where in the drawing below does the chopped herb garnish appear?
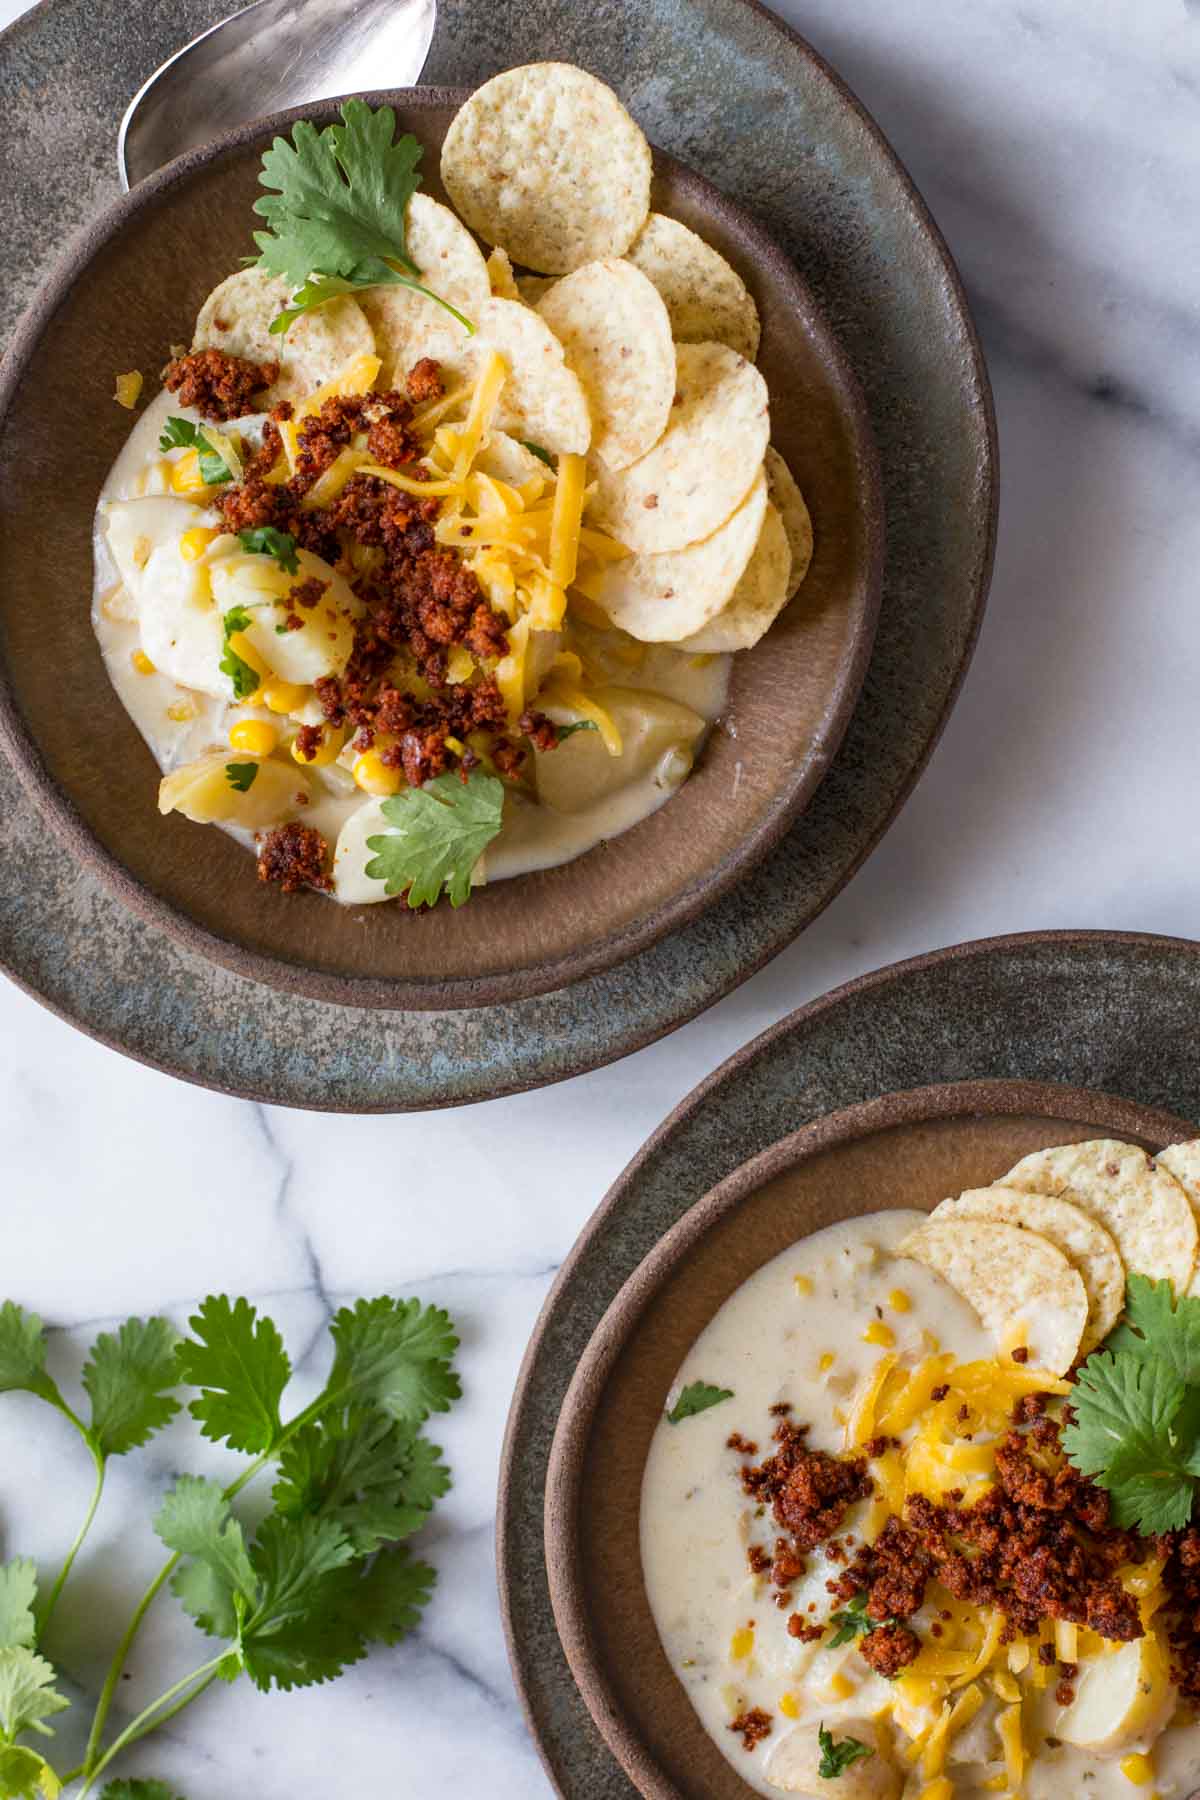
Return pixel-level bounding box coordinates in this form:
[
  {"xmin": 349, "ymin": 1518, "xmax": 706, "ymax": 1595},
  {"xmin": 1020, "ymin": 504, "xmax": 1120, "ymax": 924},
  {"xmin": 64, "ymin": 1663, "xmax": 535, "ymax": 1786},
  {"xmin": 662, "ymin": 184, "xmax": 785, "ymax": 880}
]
[
  {"xmin": 826, "ymin": 1591, "xmax": 871, "ymax": 1648},
  {"xmin": 237, "ymin": 526, "xmax": 300, "ymax": 574},
  {"xmin": 554, "ymin": 719, "xmax": 600, "ymax": 741},
  {"xmin": 224, "ymin": 762, "xmax": 260, "ymax": 794},
  {"xmin": 666, "ymin": 1381, "xmax": 734, "ymax": 1425},
  {"xmin": 364, "ymin": 771, "xmax": 504, "ymax": 909},
  {"xmin": 219, "ymin": 605, "xmax": 261, "ymax": 700},
  {"xmin": 521, "ymin": 440, "xmax": 554, "ymax": 467},
  {"xmin": 817, "ymin": 1723, "xmax": 874, "ymax": 1779},
  {"xmin": 159, "ymin": 416, "xmax": 232, "ymax": 485},
  {"xmin": 253, "ymin": 101, "xmax": 476, "ymax": 338}
]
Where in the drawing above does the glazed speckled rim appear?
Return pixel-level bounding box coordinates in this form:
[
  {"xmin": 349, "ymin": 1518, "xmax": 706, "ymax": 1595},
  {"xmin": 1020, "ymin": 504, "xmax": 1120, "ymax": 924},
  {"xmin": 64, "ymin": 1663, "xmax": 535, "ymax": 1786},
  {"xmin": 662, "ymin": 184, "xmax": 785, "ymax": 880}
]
[
  {"xmin": 540, "ymin": 1075, "xmax": 1197, "ymax": 1800},
  {"xmin": 496, "ymin": 926, "xmax": 1200, "ymax": 1796},
  {"xmin": 0, "ymin": 88, "xmax": 883, "ymax": 1015}
]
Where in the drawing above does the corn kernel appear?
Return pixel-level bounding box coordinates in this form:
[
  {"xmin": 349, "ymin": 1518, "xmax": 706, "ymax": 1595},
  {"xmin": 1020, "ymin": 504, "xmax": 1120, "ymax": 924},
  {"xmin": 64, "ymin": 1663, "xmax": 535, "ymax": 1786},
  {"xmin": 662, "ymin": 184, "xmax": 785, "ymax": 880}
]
[
  {"xmin": 729, "ymin": 1627, "xmax": 754, "ymax": 1662},
  {"xmin": 180, "ymin": 526, "xmax": 219, "ymax": 563},
  {"xmin": 353, "ymin": 749, "xmax": 403, "ymax": 796},
  {"xmin": 292, "ymin": 725, "xmax": 345, "ymax": 767},
  {"xmin": 862, "ymin": 1321, "xmax": 895, "ymax": 1348},
  {"xmin": 113, "ymin": 369, "xmax": 143, "ymax": 409},
  {"xmin": 827, "ymin": 1671, "xmax": 854, "ymax": 1701},
  {"xmin": 170, "ymin": 449, "xmax": 206, "ymax": 493},
  {"xmin": 778, "ymin": 1693, "xmax": 798, "ymax": 1720},
  {"xmin": 167, "ymin": 700, "xmax": 195, "ymax": 723},
  {"xmin": 793, "ymin": 1274, "xmax": 813, "ymax": 1297},
  {"xmin": 819, "ymin": 1353, "xmax": 835, "ymax": 1372},
  {"xmin": 1120, "ymin": 1754, "xmax": 1154, "ymax": 1786},
  {"xmin": 261, "ymin": 678, "xmax": 308, "ymax": 715},
  {"xmin": 230, "ymin": 719, "xmax": 278, "ymax": 756},
  {"xmin": 888, "ymin": 1288, "xmax": 912, "ymax": 1313},
  {"xmin": 131, "ymin": 650, "xmax": 155, "ymax": 675}
]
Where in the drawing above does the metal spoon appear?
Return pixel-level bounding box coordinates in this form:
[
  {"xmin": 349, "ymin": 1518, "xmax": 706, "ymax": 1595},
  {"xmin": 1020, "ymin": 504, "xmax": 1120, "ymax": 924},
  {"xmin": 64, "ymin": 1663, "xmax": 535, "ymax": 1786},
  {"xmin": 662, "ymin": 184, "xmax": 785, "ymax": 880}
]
[{"xmin": 118, "ymin": 0, "xmax": 437, "ymax": 189}]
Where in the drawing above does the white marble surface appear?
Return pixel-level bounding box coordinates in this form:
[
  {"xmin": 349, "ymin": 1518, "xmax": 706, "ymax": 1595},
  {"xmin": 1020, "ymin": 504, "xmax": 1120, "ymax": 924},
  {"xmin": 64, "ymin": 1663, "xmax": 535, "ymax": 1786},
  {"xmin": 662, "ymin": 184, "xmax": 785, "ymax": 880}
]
[{"xmin": 4, "ymin": 0, "xmax": 1200, "ymax": 1793}]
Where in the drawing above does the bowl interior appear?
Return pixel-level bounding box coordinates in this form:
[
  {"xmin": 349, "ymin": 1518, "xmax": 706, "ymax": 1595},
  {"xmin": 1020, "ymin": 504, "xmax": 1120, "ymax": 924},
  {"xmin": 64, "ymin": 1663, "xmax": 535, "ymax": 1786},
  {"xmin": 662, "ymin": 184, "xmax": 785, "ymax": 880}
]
[
  {"xmin": 0, "ymin": 91, "xmax": 880, "ymax": 1009},
  {"xmin": 547, "ymin": 1082, "xmax": 1197, "ymax": 1800}
]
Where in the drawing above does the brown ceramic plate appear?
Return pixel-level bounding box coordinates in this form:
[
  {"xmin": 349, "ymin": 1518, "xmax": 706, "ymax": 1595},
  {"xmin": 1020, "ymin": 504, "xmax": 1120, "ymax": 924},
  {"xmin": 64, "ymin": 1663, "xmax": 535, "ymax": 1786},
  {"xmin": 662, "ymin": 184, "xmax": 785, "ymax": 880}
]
[
  {"xmin": 542, "ymin": 1078, "xmax": 1196, "ymax": 1800},
  {"xmin": 0, "ymin": 90, "xmax": 881, "ymax": 1013}
]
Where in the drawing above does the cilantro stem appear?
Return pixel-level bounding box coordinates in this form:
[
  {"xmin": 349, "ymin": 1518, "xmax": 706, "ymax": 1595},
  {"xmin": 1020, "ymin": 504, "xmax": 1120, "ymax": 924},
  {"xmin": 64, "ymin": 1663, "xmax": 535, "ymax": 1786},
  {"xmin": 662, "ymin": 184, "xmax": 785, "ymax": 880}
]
[
  {"xmin": 38, "ymin": 1440, "xmax": 106, "ymax": 1638},
  {"xmin": 79, "ymin": 1654, "xmax": 227, "ymax": 1795}
]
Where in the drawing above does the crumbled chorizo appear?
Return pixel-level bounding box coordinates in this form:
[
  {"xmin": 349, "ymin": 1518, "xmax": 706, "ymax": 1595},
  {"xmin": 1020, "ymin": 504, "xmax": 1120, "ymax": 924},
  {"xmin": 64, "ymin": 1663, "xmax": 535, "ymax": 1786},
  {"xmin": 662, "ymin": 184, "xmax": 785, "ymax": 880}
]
[
  {"xmin": 728, "ymin": 1708, "xmax": 772, "ymax": 1752},
  {"xmin": 164, "ymin": 347, "xmax": 277, "ymax": 421},
  {"xmin": 256, "ymin": 822, "xmax": 331, "ymax": 893},
  {"xmin": 860, "ymin": 1621, "xmax": 921, "ymax": 1677}
]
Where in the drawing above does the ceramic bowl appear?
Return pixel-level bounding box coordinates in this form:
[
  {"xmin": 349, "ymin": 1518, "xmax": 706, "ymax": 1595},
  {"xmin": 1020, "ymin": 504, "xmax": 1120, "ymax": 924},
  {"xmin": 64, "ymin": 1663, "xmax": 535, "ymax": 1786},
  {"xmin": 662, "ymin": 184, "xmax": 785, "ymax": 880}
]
[
  {"xmin": 0, "ymin": 89, "xmax": 882, "ymax": 1010},
  {"xmin": 542, "ymin": 1078, "xmax": 1196, "ymax": 1799}
]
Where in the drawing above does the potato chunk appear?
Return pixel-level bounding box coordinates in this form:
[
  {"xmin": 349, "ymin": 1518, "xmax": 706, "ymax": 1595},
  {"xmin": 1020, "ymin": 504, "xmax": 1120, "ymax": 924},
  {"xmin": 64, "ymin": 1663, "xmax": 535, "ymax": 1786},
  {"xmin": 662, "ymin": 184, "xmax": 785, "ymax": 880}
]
[{"xmin": 764, "ymin": 1718, "xmax": 899, "ymax": 1797}]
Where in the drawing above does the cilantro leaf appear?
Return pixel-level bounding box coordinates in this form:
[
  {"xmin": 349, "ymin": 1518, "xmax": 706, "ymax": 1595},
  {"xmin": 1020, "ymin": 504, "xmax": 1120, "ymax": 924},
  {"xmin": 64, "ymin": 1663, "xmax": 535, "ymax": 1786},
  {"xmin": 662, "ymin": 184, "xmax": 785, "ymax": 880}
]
[
  {"xmin": 1063, "ymin": 1347, "xmax": 1198, "ymax": 1532},
  {"xmin": 324, "ymin": 1299, "xmax": 460, "ymax": 1426},
  {"xmin": 82, "ymin": 1316, "xmax": 180, "ymax": 1458},
  {"xmin": 0, "ymin": 1567, "xmax": 36, "ymax": 1654},
  {"xmin": 666, "ymin": 1381, "xmax": 734, "ymax": 1425},
  {"xmin": 364, "ymin": 772, "xmax": 504, "ymax": 908},
  {"xmin": 252, "ymin": 102, "xmax": 474, "ymax": 337},
  {"xmin": 239, "ymin": 1515, "xmax": 361, "ymax": 1692},
  {"xmin": 156, "ymin": 1477, "xmax": 258, "ymax": 1640},
  {"xmin": 521, "ymin": 441, "xmax": 554, "ymax": 468},
  {"xmin": 553, "ymin": 720, "xmax": 600, "ymax": 741},
  {"xmin": 0, "ymin": 1650, "xmax": 69, "ymax": 1743},
  {"xmin": 826, "ymin": 1591, "xmax": 871, "ymax": 1648},
  {"xmin": 271, "ymin": 1408, "xmax": 450, "ymax": 1553},
  {"xmin": 0, "ymin": 1744, "xmax": 61, "ymax": 1798},
  {"xmin": 236, "ymin": 527, "xmax": 299, "ymax": 575},
  {"xmin": 817, "ymin": 1723, "xmax": 874, "ymax": 1779},
  {"xmin": 157, "ymin": 417, "xmax": 231, "ymax": 485},
  {"xmin": 219, "ymin": 607, "xmax": 261, "ymax": 700},
  {"xmin": 326, "ymin": 1545, "xmax": 435, "ymax": 1647},
  {"xmin": 99, "ymin": 1783, "xmax": 185, "ymax": 1800},
  {"xmin": 175, "ymin": 1296, "xmax": 292, "ymax": 1454},
  {"xmin": 1107, "ymin": 1273, "xmax": 1200, "ymax": 1384},
  {"xmin": 224, "ymin": 762, "xmax": 259, "ymax": 794},
  {"xmin": 0, "ymin": 1306, "xmax": 61, "ymax": 1408}
]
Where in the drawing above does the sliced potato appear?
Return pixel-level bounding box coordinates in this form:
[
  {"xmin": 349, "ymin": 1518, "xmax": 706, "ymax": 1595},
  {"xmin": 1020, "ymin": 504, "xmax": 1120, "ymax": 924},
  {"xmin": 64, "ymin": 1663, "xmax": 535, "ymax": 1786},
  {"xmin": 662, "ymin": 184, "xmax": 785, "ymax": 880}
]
[
  {"xmin": 898, "ymin": 1217, "xmax": 1088, "ymax": 1375},
  {"xmin": 1055, "ymin": 1633, "xmax": 1174, "ymax": 1753},
  {"xmin": 764, "ymin": 1717, "xmax": 898, "ymax": 1797},
  {"xmin": 159, "ymin": 753, "xmax": 309, "ymax": 830},
  {"xmin": 332, "ymin": 797, "xmax": 393, "ymax": 905},
  {"xmin": 534, "ymin": 687, "xmax": 704, "ymax": 815},
  {"xmin": 1155, "ymin": 1139, "xmax": 1200, "ymax": 1296},
  {"xmin": 930, "ymin": 1186, "xmax": 1125, "ymax": 1356},
  {"xmin": 1000, "ymin": 1138, "xmax": 1197, "ymax": 1296},
  {"xmin": 209, "ymin": 548, "xmax": 355, "ymax": 685}
]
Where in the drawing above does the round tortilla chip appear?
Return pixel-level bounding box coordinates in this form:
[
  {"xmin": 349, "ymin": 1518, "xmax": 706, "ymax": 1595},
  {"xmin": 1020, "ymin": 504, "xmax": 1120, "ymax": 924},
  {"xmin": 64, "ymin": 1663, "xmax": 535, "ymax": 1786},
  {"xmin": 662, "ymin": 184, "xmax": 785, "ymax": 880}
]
[
  {"xmin": 1000, "ymin": 1138, "xmax": 1198, "ymax": 1296},
  {"xmin": 1148, "ymin": 1140, "xmax": 1200, "ymax": 1296},
  {"xmin": 676, "ymin": 501, "xmax": 791, "ymax": 653},
  {"xmin": 357, "ymin": 193, "xmax": 491, "ymax": 388},
  {"xmin": 588, "ymin": 342, "xmax": 769, "ymax": 553},
  {"xmin": 396, "ymin": 296, "xmax": 592, "ymax": 456},
  {"xmin": 625, "ymin": 212, "xmax": 760, "ymax": 361},
  {"xmin": 898, "ymin": 1217, "xmax": 1088, "ymax": 1375},
  {"xmin": 764, "ymin": 446, "xmax": 814, "ymax": 599},
  {"xmin": 931, "ymin": 1186, "xmax": 1125, "ymax": 1356},
  {"xmin": 589, "ymin": 470, "xmax": 767, "ymax": 643},
  {"xmin": 536, "ymin": 259, "xmax": 674, "ymax": 470},
  {"xmin": 192, "ymin": 268, "xmax": 375, "ymax": 405},
  {"xmin": 441, "ymin": 63, "xmax": 651, "ymax": 274}
]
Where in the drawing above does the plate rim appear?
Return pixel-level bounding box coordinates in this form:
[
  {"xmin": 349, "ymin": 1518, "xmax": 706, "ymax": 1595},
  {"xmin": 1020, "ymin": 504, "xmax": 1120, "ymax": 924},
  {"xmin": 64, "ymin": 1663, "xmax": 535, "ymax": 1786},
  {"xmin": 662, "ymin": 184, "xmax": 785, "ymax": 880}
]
[
  {"xmin": 497, "ymin": 925, "xmax": 1200, "ymax": 1797},
  {"xmin": 540, "ymin": 1074, "xmax": 1198, "ymax": 1800},
  {"xmin": 0, "ymin": 85, "xmax": 883, "ymax": 1014}
]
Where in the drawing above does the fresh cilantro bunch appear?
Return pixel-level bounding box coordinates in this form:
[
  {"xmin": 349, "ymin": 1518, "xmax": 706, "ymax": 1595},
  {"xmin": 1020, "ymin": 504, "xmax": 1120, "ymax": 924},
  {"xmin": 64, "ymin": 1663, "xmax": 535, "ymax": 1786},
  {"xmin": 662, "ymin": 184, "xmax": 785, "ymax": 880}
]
[
  {"xmin": 158, "ymin": 419, "xmax": 232, "ymax": 486},
  {"xmin": 365, "ymin": 771, "xmax": 504, "ymax": 908},
  {"xmin": 253, "ymin": 101, "xmax": 475, "ymax": 337},
  {"xmin": 1064, "ymin": 1274, "xmax": 1200, "ymax": 1533},
  {"xmin": 0, "ymin": 1293, "xmax": 459, "ymax": 1797}
]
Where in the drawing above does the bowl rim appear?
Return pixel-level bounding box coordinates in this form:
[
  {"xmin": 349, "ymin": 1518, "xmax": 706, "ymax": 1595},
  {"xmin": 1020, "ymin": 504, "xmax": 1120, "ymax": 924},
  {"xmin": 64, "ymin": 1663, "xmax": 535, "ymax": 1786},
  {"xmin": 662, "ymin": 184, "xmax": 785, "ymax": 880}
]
[
  {"xmin": 539, "ymin": 1075, "xmax": 1199, "ymax": 1800},
  {"xmin": 0, "ymin": 85, "xmax": 883, "ymax": 1013}
]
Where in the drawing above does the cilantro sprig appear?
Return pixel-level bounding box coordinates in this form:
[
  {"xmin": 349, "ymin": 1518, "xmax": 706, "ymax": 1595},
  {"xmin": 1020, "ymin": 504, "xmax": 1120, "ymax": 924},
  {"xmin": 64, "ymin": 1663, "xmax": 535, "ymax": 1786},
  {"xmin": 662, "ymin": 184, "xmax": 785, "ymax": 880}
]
[
  {"xmin": 236, "ymin": 527, "xmax": 299, "ymax": 575},
  {"xmin": 554, "ymin": 720, "xmax": 600, "ymax": 742},
  {"xmin": 253, "ymin": 101, "xmax": 476, "ymax": 338},
  {"xmin": 219, "ymin": 605, "xmax": 261, "ymax": 700},
  {"xmin": 817, "ymin": 1723, "xmax": 874, "ymax": 1779},
  {"xmin": 158, "ymin": 418, "xmax": 232, "ymax": 486},
  {"xmin": 1064, "ymin": 1275, "xmax": 1200, "ymax": 1534},
  {"xmin": 224, "ymin": 762, "xmax": 259, "ymax": 794},
  {"xmin": 365, "ymin": 771, "xmax": 504, "ymax": 908},
  {"xmin": 666, "ymin": 1380, "xmax": 734, "ymax": 1425},
  {"xmin": 0, "ymin": 1293, "xmax": 459, "ymax": 1796},
  {"xmin": 826, "ymin": 1591, "xmax": 871, "ymax": 1648}
]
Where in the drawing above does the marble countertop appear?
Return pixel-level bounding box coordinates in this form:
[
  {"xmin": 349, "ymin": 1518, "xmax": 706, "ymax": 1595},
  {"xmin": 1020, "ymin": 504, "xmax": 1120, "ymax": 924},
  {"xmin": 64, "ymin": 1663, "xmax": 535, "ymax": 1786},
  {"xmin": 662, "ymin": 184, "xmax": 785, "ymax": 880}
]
[{"xmin": 3, "ymin": 0, "xmax": 1200, "ymax": 1793}]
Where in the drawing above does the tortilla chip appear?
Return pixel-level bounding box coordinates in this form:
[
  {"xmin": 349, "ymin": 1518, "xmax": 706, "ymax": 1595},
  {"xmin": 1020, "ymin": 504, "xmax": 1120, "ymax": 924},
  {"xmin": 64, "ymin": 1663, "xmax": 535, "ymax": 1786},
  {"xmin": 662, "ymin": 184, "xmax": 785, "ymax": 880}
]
[
  {"xmin": 474, "ymin": 430, "xmax": 553, "ymax": 486},
  {"xmin": 625, "ymin": 212, "xmax": 760, "ymax": 361},
  {"xmin": 898, "ymin": 1218, "xmax": 1088, "ymax": 1375},
  {"xmin": 676, "ymin": 501, "xmax": 791, "ymax": 653},
  {"xmin": 588, "ymin": 342, "xmax": 769, "ymax": 553},
  {"xmin": 1150, "ymin": 1140, "xmax": 1200, "ymax": 1296},
  {"xmin": 397, "ymin": 296, "xmax": 591, "ymax": 456},
  {"xmin": 517, "ymin": 274, "xmax": 557, "ymax": 306},
  {"xmin": 764, "ymin": 446, "xmax": 814, "ymax": 598},
  {"xmin": 192, "ymin": 268, "xmax": 375, "ymax": 406},
  {"xmin": 1000, "ymin": 1138, "xmax": 1198, "ymax": 1296},
  {"xmin": 441, "ymin": 63, "xmax": 651, "ymax": 274},
  {"xmin": 588, "ymin": 470, "xmax": 767, "ymax": 642},
  {"xmin": 536, "ymin": 259, "xmax": 674, "ymax": 470},
  {"xmin": 357, "ymin": 193, "xmax": 491, "ymax": 388},
  {"xmin": 931, "ymin": 1186, "xmax": 1124, "ymax": 1356}
]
